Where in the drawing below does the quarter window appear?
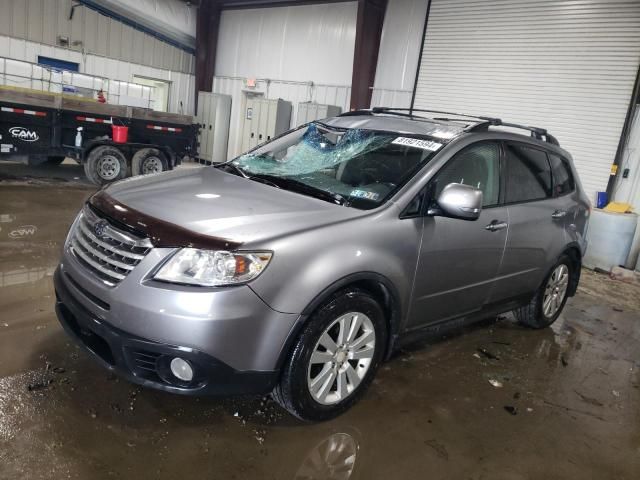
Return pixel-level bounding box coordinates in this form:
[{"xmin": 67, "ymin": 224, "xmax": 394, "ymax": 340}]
[
  {"xmin": 549, "ymin": 153, "xmax": 575, "ymax": 196},
  {"xmin": 504, "ymin": 143, "xmax": 552, "ymax": 203},
  {"xmin": 434, "ymin": 142, "xmax": 500, "ymax": 207}
]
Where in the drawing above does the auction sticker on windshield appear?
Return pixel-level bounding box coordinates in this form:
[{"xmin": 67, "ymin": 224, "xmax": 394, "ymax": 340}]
[{"xmin": 392, "ymin": 137, "xmax": 442, "ymax": 151}]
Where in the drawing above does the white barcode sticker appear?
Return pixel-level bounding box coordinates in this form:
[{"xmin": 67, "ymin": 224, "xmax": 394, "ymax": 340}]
[{"xmin": 392, "ymin": 137, "xmax": 442, "ymax": 151}]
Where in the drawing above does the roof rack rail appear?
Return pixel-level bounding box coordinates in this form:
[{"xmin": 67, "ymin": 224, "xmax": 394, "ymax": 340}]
[
  {"xmin": 370, "ymin": 107, "xmax": 495, "ymax": 121},
  {"xmin": 338, "ymin": 107, "xmax": 495, "ymax": 122},
  {"xmin": 337, "ymin": 107, "xmax": 559, "ymax": 146},
  {"xmin": 338, "ymin": 109, "xmax": 375, "ymax": 117},
  {"xmin": 468, "ymin": 119, "xmax": 560, "ymax": 146}
]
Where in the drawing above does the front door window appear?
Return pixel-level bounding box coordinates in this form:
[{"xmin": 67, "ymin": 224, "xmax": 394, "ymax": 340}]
[{"xmin": 434, "ymin": 142, "xmax": 501, "ymax": 207}]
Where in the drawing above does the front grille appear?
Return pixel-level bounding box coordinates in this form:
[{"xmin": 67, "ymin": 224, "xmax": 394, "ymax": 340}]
[{"xmin": 68, "ymin": 207, "xmax": 152, "ymax": 286}]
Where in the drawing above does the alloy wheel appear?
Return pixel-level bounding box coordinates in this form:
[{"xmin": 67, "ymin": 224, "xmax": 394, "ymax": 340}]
[
  {"xmin": 307, "ymin": 312, "xmax": 376, "ymax": 405},
  {"xmin": 543, "ymin": 264, "xmax": 569, "ymax": 317}
]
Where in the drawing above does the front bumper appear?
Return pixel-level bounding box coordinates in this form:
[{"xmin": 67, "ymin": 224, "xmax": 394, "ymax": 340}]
[{"xmin": 54, "ymin": 267, "xmax": 282, "ymax": 395}]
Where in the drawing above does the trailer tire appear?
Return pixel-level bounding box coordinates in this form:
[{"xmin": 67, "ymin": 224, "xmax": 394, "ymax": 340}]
[
  {"xmin": 84, "ymin": 146, "xmax": 128, "ymax": 186},
  {"xmin": 131, "ymin": 148, "xmax": 169, "ymax": 176}
]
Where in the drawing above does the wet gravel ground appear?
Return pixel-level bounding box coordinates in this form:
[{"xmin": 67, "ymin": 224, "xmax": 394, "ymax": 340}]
[{"xmin": 1, "ymin": 163, "xmax": 639, "ymax": 479}]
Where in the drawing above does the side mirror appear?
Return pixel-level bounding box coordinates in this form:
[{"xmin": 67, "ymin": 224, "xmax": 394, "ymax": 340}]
[{"xmin": 434, "ymin": 183, "xmax": 483, "ymax": 220}]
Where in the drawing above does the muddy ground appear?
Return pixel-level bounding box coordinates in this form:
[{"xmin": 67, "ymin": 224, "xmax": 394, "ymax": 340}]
[{"xmin": 0, "ymin": 162, "xmax": 639, "ymax": 479}]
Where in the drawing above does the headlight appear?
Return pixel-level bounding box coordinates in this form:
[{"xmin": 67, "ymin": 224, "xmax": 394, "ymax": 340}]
[
  {"xmin": 65, "ymin": 211, "xmax": 83, "ymax": 247},
  {"xmin": 154, "ymin": 249, "xmax": 272, "ymax": 287}
]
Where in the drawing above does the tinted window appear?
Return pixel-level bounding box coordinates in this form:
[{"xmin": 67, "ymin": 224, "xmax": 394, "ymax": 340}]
[
  {"xmin": 504, "ymin": 143, "xmax": 552, "ymax": 203},
  {"xmin": 434, "ymin": 142, "xmax": 500, "ymax": 206},
  {"xmin": 549, "ymin": 153, "xmax": 575, "ymax": 196}
]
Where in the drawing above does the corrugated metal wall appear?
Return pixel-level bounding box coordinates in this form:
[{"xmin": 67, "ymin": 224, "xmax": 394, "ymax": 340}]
[
  {"xmin": 371, "ymin": 0, "xmax": 428, "ymax": 108},
  {"xmin": 213, "ymin": 2, "xmax": 357, "ymax": 159},
  {"xmin": 0, "ymin": 34, "xmax": 195, "ymax": 115},
  {"xmin": 0, "ymin": 0, "xmax": 195, "ymax": 74},
  {"xmin": 413, "ymin": 0, "xmax": 640, "ymax": 201},
  {"xmin": 215, "ymin": 3, "xmax": 356, "ymax": 84}
]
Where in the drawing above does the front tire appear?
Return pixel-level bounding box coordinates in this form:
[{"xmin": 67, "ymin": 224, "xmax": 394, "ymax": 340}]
[
  {"xmin": 84, "ymin": 146, "xmax": 128, "ymax": 185},
  {"xmin": 514, "ymin": 255, "xmax": 572, "ymax": 329},
  {"xmin": 273, "ymin": 288, "xmax": 387, "ymax": 422}
]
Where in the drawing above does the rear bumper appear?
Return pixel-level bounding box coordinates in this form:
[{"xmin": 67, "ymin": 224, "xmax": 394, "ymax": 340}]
[{"xmin": 54, "ymin": 267, "xmax": 280, "ymax": 396}]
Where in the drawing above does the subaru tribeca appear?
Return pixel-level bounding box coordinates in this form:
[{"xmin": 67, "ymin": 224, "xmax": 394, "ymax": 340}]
[{"xmin": 54, "ymin": 108, "xmax": 590, "ymax": 421}]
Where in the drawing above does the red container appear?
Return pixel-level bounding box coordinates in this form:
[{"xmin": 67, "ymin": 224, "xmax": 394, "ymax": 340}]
[{"xmin": 111, "ymin": 125, "xmax": 129, "ymax": 144}]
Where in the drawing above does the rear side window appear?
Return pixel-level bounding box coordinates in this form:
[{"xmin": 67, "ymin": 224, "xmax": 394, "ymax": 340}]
[
  {"xmin": 504, "ymin": 143, "xmax": 552, "ymax": 203},
  {"xmin": 549, "ymin": 153, "xmax": 575, "ymax": 196}
]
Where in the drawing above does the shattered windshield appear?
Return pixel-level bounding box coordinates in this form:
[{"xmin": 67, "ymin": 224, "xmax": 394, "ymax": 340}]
[{"xmin": 230, "ymin": 123, "xmax": 444, "ymax": 209}]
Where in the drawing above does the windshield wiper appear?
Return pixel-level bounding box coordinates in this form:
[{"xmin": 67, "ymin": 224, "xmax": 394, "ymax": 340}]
[
  {"xmin": 249, "ymin": 174, "xmax": 346, "ymax": 206},
  {"xmin": 214, "ymin": 162, "xmax": 248, "ymax": 178},
  {"xmin": 247, "ymin": 174, "xmax": 282, "ymax": 189}
]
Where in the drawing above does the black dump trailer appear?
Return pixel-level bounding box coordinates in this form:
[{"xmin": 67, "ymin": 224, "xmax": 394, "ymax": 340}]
[{"xmin": 0, "ymin": 87, "xmax": 197, "ymax": 185}]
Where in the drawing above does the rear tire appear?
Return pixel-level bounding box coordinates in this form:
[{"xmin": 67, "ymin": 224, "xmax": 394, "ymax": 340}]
[
  {"xmin": 131, "ymin": 148, "xmax": 169, "ymax": 176},
  {"xmin": 273, "ymin": 288, "xmax": 387, "ymax": 422},
  {"xmin": 84, "ymin": 146, "xmax": 128, "ymax": 186},
  {"xmin": 514, "ymin": 255, "xmax": 572, "ymax": 329}
]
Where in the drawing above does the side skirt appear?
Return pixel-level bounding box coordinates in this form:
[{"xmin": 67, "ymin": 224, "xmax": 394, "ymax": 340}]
[{"xmin": 392, "ymin": 293, "xmax": 533, "ymax": 352}]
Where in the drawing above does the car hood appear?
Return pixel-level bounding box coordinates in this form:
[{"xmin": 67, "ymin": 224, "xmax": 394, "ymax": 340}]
[{"xmin": 102, "ymin": 167, "xmax": 362, "ymax": 246}]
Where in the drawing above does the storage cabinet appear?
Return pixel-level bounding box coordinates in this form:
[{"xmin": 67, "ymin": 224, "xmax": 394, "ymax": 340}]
[
  {"xmin": 195, "ymin": 92, "xmax": 232, "ymax": 163},
  {"xmin": 296, "ymin": 102, "xmax": 342, "ymax": 126},
  {"xmin": 240, "ymin": 98, "xmax": 292, "ymax": 153}
]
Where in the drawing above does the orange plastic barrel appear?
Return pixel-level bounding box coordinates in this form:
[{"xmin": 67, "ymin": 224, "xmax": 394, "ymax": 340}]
[{"xmin": 112, "ymin": 125, "xmax": 129, "ymax": 143}]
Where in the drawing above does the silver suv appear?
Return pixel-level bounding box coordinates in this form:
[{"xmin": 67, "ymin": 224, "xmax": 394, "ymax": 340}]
[{"xmin": 54, "ymin": 108, "xmax": 590, "ymax": 421}]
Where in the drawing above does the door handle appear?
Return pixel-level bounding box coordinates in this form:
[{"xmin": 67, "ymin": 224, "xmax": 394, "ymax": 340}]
[
  {"xmin": 485, "ymin": 221, "xmax": 508, "ymax": 232},
  {"xmin": 551, "ymin": 210, "xmax": 567, "ymax": 219}
]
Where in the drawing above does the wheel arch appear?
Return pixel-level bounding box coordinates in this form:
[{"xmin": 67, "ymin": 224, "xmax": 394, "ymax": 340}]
[
  {"xmin": 274, "ymin": 272, "xmax": 403, "ymax": 371},
  {"xmin": 562, "ymin": 242, "xmax": 582, "ymax": 297}
]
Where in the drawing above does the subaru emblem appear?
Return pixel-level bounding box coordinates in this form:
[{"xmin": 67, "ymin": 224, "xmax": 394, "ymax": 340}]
[{"xmin": 93, "ymin": 220, "xmax": 107, "ymax": 238}]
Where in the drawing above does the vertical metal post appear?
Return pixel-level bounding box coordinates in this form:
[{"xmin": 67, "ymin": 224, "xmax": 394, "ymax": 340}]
[
  {"xmin": 606, "ymin": 62, "xmax": 640, "ymax": 198},
  {"xmin": 349, "ymin": 0, "xmax": 388, "ymax": 110},
  {"xmin": 195, "ymin": 0, "xmax": 221, "ymax": 110},
  {"xmin": 410, "ymin": 0, "xmax": 432, "ymax": 116}
]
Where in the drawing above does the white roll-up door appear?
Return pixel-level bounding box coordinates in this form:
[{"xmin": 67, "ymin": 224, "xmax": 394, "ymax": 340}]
[{"xmin": 413, "ymin": 0, "xmax": 640, "ymax": 201}]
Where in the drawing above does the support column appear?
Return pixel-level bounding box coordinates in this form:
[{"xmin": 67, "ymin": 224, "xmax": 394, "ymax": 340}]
[
  {"xmin": 350, "ymin": 0, "xmax": 388, "ymax": 110},
  {"xmin": 195, "ymin": 0, "xmax": 221, "ymax": 106}
]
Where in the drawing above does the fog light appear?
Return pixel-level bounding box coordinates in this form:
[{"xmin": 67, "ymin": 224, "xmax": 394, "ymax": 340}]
[{"xmin": 170, "ymin": 357, "xmax": 194, "ymax": 382}]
